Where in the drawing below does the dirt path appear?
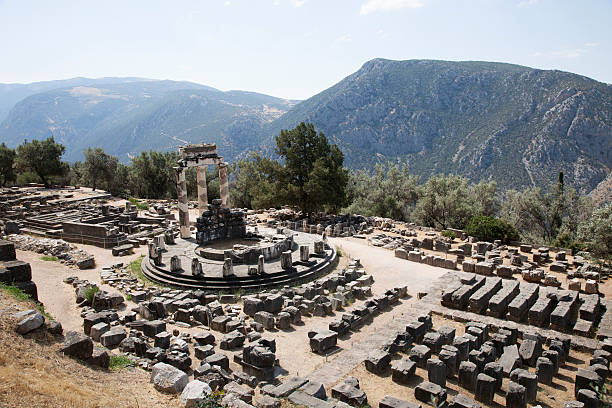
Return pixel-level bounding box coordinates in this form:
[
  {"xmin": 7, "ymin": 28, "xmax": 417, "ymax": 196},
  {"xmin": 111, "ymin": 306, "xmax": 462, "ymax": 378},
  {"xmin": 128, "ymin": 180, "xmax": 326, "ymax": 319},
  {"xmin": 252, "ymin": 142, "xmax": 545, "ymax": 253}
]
[{"xmin": 21, "ymin": 244, "xmax": 146, "ymax": 332}]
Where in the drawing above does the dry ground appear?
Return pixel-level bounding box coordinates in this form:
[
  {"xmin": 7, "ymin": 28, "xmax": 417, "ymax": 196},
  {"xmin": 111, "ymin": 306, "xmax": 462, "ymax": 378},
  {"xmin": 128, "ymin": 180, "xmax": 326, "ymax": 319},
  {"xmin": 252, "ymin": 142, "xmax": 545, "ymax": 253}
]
[{"xmin": 0, "ymin": 286, "xmax": 180, "ymax": 408}]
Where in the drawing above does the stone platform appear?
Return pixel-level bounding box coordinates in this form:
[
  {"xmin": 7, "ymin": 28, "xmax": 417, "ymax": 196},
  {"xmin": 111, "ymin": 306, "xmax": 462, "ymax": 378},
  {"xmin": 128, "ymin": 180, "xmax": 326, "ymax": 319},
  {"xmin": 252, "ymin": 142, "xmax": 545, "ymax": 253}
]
[{"xmin": 141, "ymin": 229, "xmax": 337, "ymax": 291}]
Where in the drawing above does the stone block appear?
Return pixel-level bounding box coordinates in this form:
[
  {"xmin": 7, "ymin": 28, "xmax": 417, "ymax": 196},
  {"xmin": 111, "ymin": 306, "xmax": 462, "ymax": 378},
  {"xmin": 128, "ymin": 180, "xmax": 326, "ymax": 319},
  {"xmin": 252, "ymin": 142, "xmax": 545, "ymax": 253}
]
[
  {"xmin": 427, "ymin": 358, "xmax": 446, "ymax": 387},
  {"xmin": 506, "ymin": 381, "xmax": 526, "ymax": 408},
  {"xmin": 475, "ymin": 373, "xmax": 496, "ymax": 404},
  {"xmin": 365, "ymin": 350, "xmax": 391, "ymax": 375},
  {"xmin": 517, "ymin": 371, "xmax": 538, "ymax": 404},
  {"xmin": 409, "ymin": 344, "xmax": 431, "ymax": 368},
  {"xmin": 391, "ymin": 358, "xmax": 416, "ymax": 384},
  {"xmin": 414, "ymin": 382, "xmax": 446, "ymax": 406},
  {"xmin": 458, "ymin": 361, "xmax": 478, "ymax": 391},
  {"xmin": 151, "ymin": 362, "xmax": 188, "ymax": 394}
]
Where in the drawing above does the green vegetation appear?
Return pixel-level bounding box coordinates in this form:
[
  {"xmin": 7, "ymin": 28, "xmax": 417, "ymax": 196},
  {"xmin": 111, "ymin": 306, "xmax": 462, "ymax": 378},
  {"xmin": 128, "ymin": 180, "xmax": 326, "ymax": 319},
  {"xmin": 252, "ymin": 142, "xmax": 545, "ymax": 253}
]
[
  {"xmin": 441, "ymin": 230, "xmax": 456, "ymax": 239},
  {"xmin": 232, "ymin": 123, "xmax": 348, "ymax": 214},
  {"xmin": 0, "ymin": 142, "xmax": 16, "ymax": 187},
  {"xmin": 83, "ymin": 147, "xmax": 118, "ymax": 191},
  {"xmin": 84, "ymin": 285, "xmax": 99, "ymax": 304},
  {"xmin": 196, "ymin": 390, "xmax": 226, "ymax": 408},
  {"xmin": 14, "ymin": 137, "xmax": 68, "ymax": 187},
  {"xmin": 40, "ymin": 255, "xmax": 59, "ymax": 262},
  {"xmin": 109, "ymin": 355, "xmax": 134, "ymax": 371},
  {"xmin": 578, "ymin": 202, "xmax": 612, "ymax": 265},
  {"xmin": 128, "ymin": 197, "xmax": 149, "ymax": 210},
  {"xmin": 0, "ymin": 283, "xmax": 53, "ymax": 320},
  {"xmin": 465, "ymin": 215, "xmax": 519, "ymax": 244}
]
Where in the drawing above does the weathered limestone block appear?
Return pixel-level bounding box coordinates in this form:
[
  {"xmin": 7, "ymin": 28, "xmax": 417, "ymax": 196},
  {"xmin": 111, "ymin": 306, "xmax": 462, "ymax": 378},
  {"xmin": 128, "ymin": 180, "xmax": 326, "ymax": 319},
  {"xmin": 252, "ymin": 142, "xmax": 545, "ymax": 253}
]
[
  {"xmin": 528, "ymin": 296, "xmax": 554, "ymax": 327},
  {"xmin": 391, "ymin": 358, "xmax": 416, "ymax": 384},
  {"xmin": 258, "ymin": 255, "xmax": 265, "ymax": 274},
  {"xmin": 280, "ymin": 251, "xmax": 292, "ymax": 270},
  {"xmin": 409, "ymin": 344, "xmax": 431, "ymax": 368},
  {"xmin": 223, "ymin": 258, "xmax": 234, "ymax": 277},
  {"xmin": 487, "ymin": 279, "xmax": 520, "ymax": 317},
  {"xmin": 517, "ymin": 371, "xmax": 538, "ymax": 403},
  {"xmin": 415, "ymin": 381, "xmax": 446, "ymax": 406},
  {"xmin": 458, "ymin": 361, "xmax": 478, "ymax": 391},
  {"xmin": 499, "ymin": 344, "xmax": 521, "ymax": 376},
  {"xmin": 507, "ymin": 284, "xmax": 539, "ymax": 322},
  {"xmin": 536, "ymin": 357, "xmax": 554, "ymax": 385},
  {"xmin": 506, "ymin": 381, "xmax": 526, "ymax": 408},
  {"xmin": 475, "ymin": 262, "xmax": 494, "ymax": 276},
  {"xmin": 170, "ymin": 255, "xmax": 182, "ymax": 272},
  {"xmin": 364, "ymin": 350, "xmax": 391, "ymax": 375},
  {"xmin": 427, "ymin": 358, "xmax": 446, "ymax": 387},
  {"xmin": 151, "ymin": 362, "xmax": 188, "ymax": 394},
  {"xmin": 331, "ymin": 377, "xmax": 367, "ymax": 406},
  {"xmin": 192, "ymin": 258, "xmax": 203, "ymax": 276},
  {"xmin": 299, "ymin": 245, "xmax": 309, "ymax": 262},
  {"xmin": 309, "ymin": 329, "xmax": 337, "ymax": 354},
  {"xmin": 468, "ymin": 277, "xmax": 502, "ymax": 314},
  {"xmin": 475, "ymin": 373, "xmax": 496, "ymax": 404}
]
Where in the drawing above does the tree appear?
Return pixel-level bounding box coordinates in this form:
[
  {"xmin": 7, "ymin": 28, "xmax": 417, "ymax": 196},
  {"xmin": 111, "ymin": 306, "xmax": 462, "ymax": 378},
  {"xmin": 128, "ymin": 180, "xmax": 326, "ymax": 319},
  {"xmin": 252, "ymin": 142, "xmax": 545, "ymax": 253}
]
[
  {"xmin": 465, "ymin": 215, "xmax": 519, "ymax": 244},
  {"xmin": 578, "ymin": 202, "xmax": 612, "ymax": 265},
  {"xmin": 273, "ymin": 122, "xmax": 348, "ymax": 214},
  {"xmin": 501, "ymin": 182, "xmax": 593, "ymax": 245},
  {"xmin": 469, "ymin": 180, "xmax": 500, "ymax": 217},
  {"xmin": 0, "ymin": 143, "xmax": 16, "ymax": 187},
  {"xmin": 15, "ymin": 137, "xmax": 68, "ymax": 187},
  {"xmin": 129, "ymin": 150, "xmax": 179, "ymax": 198},
  {"xmin": 412, "ymin": 174, "xmax": 475, "ymax": 230},
  {"xmin": 345, "ymin": 162, "xmax": 419, "ymax": 220},
  {"xmin": 83, "ymin": 147, "xmax": 118, "ymax": 191}
]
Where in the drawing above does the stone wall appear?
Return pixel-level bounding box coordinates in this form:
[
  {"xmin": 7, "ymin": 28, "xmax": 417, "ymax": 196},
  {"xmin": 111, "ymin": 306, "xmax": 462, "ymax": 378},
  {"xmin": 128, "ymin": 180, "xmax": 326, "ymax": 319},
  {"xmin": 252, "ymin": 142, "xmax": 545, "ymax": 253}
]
[{"xmin": 196, "ymin": 200, "xmax": 246, "ymax": 245}]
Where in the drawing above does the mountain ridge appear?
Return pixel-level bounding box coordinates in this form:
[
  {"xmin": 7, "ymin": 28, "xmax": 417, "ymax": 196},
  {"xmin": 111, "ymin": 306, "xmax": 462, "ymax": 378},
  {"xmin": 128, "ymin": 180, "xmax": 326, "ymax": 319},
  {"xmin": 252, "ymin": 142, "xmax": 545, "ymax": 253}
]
[{"xmin": 0, "ymin": 59, "xmax": 610, "ymax": 193}]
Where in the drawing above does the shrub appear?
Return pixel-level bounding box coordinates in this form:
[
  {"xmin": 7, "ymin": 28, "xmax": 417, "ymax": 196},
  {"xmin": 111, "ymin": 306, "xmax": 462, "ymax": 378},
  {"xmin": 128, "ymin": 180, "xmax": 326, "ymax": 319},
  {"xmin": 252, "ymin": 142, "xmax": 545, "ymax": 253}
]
[
  {"xmin": 465, "ymin": 215, "xmax": 519, "ymax": 244},
  {"xmin": 196, "ymin": 391, "xmax": 225, "ymax": 408},
  {"xmin": 128, "ymin": 197, "xmax": 149, "ymax": 210},
  {"xmin": 40, "ymin": 255, "xmax": 58, "ymax": 261},
  {"xmin": 109, "ymin": 355, "xmax": 134, "ymax": 371},
  {"xmin": 441, "ymin": 230, "xmax": 456, "ymax": 239},
  {"xmin": 84, "ymin": 285, "xmax": 99, "ymax": 304}
]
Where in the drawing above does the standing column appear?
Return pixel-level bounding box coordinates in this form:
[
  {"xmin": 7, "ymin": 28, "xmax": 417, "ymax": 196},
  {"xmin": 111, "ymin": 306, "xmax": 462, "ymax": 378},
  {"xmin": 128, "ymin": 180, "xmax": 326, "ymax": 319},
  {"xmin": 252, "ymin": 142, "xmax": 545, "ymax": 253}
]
[
  {"xmin": 219, "ymin": 162, "xmax": 231, "ymax": 209},
  {"xmin": 196, "ymin": 166, "xmax": 208, "ymax": 215},
  {"xmin": 175, "ymin": 167, "xmax": 191, "ymax": 239}
]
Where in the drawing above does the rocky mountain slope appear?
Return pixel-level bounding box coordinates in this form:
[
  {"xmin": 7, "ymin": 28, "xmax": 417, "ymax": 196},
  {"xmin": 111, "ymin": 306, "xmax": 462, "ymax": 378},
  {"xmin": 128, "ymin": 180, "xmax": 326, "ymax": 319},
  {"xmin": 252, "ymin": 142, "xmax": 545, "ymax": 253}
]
[
  {"xmin": 0, "ymin": 80, "xmax": 294, "ymax": 162},
  {"xmin": 265, "ymin": 59, "xmax": 611, "ymax": 193},
  {"xmin": 1, "ymin": 59, "xmax": 610, "ymax": 193}
]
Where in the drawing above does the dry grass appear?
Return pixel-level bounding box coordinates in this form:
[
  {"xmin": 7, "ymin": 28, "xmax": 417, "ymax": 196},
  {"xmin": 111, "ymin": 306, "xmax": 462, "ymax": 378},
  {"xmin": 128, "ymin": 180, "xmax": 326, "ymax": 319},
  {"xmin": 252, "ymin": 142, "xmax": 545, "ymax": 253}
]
[{"xmin": 0, "ymin": 287, "xmax": 179, "ymax": 408}]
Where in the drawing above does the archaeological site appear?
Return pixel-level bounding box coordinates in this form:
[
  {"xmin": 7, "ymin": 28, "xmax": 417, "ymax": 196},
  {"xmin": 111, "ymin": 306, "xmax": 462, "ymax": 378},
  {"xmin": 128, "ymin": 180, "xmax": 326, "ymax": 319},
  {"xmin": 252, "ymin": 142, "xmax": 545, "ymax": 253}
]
[{"xmin": 1, "ymin": 140, "xmax": 610, "ymax": 408}]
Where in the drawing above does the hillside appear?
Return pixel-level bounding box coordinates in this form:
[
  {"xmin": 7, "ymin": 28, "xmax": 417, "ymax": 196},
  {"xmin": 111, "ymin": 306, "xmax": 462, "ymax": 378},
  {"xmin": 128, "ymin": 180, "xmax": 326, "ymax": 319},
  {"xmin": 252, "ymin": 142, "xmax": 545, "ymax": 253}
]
[
  {"xmin": 265, "ymin": 59, "xmax": 612, "ymax": 193},
  {"xmin": 0, "ymin": 286, "xmax": 178, "ymax": 408},
  {"xmin": 1, "ymin": 60, "xmax": 610, "ymax": 193},
  {"xmin": 0, "ymin": 80, "xmax": 294, "ymax": 162}
]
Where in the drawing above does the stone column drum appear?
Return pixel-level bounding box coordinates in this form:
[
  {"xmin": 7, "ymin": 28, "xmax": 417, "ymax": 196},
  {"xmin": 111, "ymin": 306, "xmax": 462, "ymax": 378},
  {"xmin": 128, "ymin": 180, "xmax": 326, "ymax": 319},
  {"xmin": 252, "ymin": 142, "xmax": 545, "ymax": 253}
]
[
  {"xmin": 300, "ymin": 245, "xmax": 310, "ymax": 262},
  {"xmin": 280, "ymin": 251, "xmax": 293, "ymax": 270},
  {"xmin": 175, "ymin": 167, "xmax": 190, "ymax": 239},
  {"xmin": 223, "ymin": 257, "xmax": 234, "ymax": 277},
  {"xmin": 258, "ymin": 255, "xmax": 265, "ymax": 274},
  {"xmin": 197, "ymin": 166, "xmax": 208, "ymax": 215},
  {"xmin": 219, "ymin": 163, "xmax": 230, "ymax": 209}
]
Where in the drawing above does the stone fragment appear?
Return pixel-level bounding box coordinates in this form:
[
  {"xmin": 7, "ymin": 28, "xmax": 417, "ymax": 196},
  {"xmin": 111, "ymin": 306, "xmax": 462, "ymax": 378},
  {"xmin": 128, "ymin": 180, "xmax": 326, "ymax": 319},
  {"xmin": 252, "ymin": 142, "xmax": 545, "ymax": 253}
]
[
  {"xmin": 391, "ymin": 358, "xmax": 416, "ymax": 384},
  {"xmin": 458, "ymin": 361, "xmax": 478, "ymax": 391},
  {"xmin": 427, "ymin": 358, "xmax": 446, "ymax": 387},
  {"xmin": 364, "ymin": 350, "xmax": 391, "ymax": 375},
  {"xmin": 61, "ymin": 331, "xmax": 93, "ymax": 360},
  {"xmin": 151, "ymin": 362, "xmax": 189, "ymax": 394},
  {"xmin": 16, "ymin": 312, "xmax": 44, "ymax": 335},
  {"xmin": 475, "ymin": 373, "xmax": 496, "ymax": 404},
  {"xmin": 535, "ymin": 357, "xmax": 554, "ymax": 385},
  {"xmin": 414, "ymin": 381, "xmax": 446, "ymax": 406},
  {"xmin": 506, "ymin": 381, "xmax": 526, "ymax": 408}
]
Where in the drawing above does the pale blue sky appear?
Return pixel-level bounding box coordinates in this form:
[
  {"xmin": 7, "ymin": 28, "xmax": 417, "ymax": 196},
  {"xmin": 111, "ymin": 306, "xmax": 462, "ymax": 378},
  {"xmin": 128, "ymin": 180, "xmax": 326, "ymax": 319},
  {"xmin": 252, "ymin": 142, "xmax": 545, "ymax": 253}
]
[{"xmin": 0, "ymin": 0, "xmax": 610, "ymax": 99}]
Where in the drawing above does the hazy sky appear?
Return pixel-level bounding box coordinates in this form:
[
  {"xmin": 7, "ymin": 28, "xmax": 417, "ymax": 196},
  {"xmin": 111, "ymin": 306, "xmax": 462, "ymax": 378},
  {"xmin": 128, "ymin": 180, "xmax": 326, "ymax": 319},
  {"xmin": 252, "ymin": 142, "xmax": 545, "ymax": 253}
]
[{"xmin": 0, "ymin": 0, "xmax": 610, "ymax": 100}]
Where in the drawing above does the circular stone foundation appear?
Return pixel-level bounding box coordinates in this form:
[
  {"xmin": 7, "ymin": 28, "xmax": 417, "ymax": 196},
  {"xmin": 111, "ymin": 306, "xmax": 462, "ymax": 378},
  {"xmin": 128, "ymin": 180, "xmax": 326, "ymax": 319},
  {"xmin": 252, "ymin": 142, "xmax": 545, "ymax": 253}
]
[{"xmin": 141, "ymin": 227, "xmax": 337, "ymax": 291}]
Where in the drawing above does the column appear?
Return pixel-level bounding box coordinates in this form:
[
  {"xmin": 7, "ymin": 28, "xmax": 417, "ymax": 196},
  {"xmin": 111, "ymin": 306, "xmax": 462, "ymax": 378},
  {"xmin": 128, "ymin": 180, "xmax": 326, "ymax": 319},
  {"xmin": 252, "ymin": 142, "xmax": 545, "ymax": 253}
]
[
  {"xmin": 175, "ymin": 167, "xmax": 191, "ymax": 239},
  {"xmin": 196, "ymin": 166, "xmax": 208, "ymax": 215},
  {"xmin": 219, "ymin": 162, "xmax": 230, "ymax": 209}
]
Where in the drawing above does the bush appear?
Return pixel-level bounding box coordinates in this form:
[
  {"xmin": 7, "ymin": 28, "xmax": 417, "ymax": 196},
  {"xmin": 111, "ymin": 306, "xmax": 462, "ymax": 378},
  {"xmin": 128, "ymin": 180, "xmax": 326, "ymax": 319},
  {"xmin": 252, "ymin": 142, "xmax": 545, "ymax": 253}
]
[
  {"xmin": 109, "ymin": 355, "xmax": 134, "ymax": 371},
  {"xmin": 84, "ymin": 285, "xmax": 99, "ymax": 304},
  {"xmin": 128, "ymin": 197, "xmax": 149, "ymax": 210},
  {"xmin": 196, "ymin": 391, "xmax": 225, "ymax": 408},
  {"xmin": 465, "ymin": 215, "xmax": 519, "ymax": 244},
  {"xmin": 441, "ymin": 230, "xmax": 456, "ymax": 239}
]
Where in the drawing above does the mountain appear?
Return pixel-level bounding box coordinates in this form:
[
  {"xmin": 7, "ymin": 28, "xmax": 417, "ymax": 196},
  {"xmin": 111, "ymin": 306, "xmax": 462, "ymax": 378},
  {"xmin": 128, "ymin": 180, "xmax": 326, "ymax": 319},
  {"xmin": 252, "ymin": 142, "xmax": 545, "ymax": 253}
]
[
  {"xmin": 264, "ymin": 59, "xmax": 611, "ymax": 194},
  {"xmin": 1, "ymin": 60, "xmax": 610, "ymax": 193},
  {"xmin": 0, "ymin": 80, "xmax": 295, "ymax": 162}
]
